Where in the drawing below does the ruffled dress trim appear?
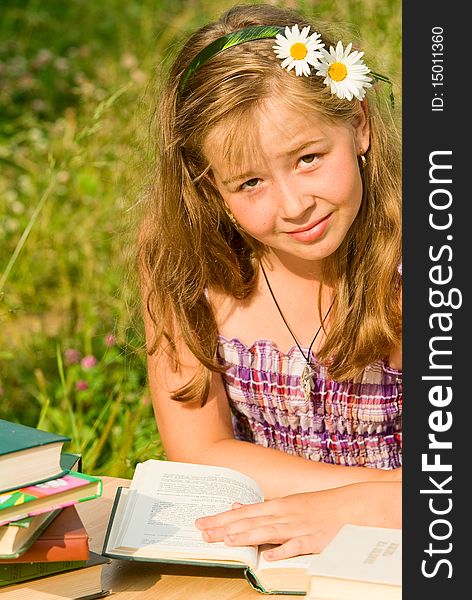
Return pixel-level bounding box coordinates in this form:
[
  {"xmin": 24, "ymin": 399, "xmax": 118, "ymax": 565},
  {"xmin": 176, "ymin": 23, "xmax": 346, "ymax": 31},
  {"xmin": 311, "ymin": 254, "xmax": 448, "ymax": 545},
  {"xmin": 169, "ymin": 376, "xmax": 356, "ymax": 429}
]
[{"xmin": 217, "ymin": 336, "xmax": 402, "ymax": 469}]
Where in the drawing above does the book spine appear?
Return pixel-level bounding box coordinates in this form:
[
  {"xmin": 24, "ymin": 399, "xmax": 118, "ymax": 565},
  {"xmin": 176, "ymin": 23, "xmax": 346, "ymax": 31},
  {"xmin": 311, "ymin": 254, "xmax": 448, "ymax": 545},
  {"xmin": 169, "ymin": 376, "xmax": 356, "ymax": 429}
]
[
  {"xmin": 0, "ymin": 560, "xmax": 86, "ymax": 587},
  {"xmin": 243, "ymin": 567, "xmax": 306, "ymax": 596},
  {"xmin": 243, "ymin": 567, "xmax": 268, "ymax": 594}
]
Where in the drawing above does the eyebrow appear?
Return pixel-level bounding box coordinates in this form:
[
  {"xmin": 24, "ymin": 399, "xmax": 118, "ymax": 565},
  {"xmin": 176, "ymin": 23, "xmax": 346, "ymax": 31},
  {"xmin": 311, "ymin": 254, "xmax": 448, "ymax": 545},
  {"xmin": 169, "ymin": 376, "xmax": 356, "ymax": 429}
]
[
  {"xmin": 221, "ymin": 139, "xmax": 325, "ymax": 186},
  {"xmin": 222, "ymin": 171, "xmax": 255, "ymax": 186},
  {"xmin": 284, "ymin": 139, "xmax": 324, "ymax": 158}
]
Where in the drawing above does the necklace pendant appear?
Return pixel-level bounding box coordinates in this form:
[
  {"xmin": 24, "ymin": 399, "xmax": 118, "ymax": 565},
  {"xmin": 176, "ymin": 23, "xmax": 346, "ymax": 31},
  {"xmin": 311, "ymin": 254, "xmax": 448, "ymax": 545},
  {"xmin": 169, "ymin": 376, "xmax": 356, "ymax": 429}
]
[{"xmin": 301, "ymin": 365, "xmax": 314, "ymax": 401}]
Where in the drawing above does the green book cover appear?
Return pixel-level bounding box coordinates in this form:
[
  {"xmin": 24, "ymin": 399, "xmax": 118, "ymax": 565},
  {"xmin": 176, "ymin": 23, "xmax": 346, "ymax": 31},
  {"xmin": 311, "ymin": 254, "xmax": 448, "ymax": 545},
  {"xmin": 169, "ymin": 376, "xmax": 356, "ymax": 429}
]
[
  {"xmin": 0, "ymin": 553, "xmax": 111, "ymax": 600},
  {"xmin": 2, "ymin": 519, "xmax": 31, "ymax": 530},
  {"xmin": 0, "ymin": 559, "xmax": 86, "ymax": 587},
  {"xmin": 0, "ymin": 421, "xmax": 74, "ymax": 494},
  {"xmin": 60, "ymin": 452, "xmax": 82, "ymax": 473},
  {"xmin": 0, "ymin": 420, "xmax": 70, "ymax": 456}
]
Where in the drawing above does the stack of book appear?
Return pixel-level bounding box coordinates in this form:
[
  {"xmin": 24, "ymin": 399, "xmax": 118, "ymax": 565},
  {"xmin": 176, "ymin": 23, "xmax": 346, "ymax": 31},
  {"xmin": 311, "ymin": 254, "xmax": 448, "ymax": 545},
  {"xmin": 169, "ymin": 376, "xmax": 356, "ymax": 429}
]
[{"xmin": 0, "ymin": 419, "xmax": 110, "ymax": 599}]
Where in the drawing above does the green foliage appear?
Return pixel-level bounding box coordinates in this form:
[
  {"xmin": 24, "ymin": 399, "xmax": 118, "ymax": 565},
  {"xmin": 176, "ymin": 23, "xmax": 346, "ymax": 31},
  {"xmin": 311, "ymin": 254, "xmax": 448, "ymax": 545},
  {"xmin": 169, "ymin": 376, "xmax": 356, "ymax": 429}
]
[{"xmin": 0, "ymin": 0, "xmax": 401, "ymax": 476}]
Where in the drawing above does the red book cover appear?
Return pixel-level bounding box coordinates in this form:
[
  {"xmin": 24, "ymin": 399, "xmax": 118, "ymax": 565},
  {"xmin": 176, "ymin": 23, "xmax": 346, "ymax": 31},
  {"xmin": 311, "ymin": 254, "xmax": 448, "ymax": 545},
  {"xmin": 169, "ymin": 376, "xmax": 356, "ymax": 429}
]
[{"xmin": 1, "ymin": 506, "xmax": 89, "ymax": 562}]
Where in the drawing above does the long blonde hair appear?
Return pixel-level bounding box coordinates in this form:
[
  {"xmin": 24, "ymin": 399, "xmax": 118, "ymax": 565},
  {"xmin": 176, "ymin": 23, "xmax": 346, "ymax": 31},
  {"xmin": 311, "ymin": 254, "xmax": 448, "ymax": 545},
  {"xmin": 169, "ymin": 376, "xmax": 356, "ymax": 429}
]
[{"xmin": 139, "ymin": 3, "xmax": 402, "ymax": 403}]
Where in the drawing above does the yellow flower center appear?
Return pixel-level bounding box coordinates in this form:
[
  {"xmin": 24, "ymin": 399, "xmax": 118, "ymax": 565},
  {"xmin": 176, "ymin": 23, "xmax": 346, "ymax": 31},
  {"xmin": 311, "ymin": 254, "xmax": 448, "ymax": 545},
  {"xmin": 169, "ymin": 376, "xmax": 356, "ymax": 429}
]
[
  {"xmin": 328, "ymin": 62, "xmax": 348, "ymax": 82},
  {"xmin": 290, "ymin": 43, "xmax": 308, "ymax": 60}
]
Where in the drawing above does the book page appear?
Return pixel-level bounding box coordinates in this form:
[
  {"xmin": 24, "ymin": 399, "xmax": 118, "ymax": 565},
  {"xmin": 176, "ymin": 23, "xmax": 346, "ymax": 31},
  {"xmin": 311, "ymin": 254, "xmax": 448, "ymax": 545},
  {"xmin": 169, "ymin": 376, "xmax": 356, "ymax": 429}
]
[{"xmin": 116, "ymin": 460, "xmax": 264, "ymax": 567}]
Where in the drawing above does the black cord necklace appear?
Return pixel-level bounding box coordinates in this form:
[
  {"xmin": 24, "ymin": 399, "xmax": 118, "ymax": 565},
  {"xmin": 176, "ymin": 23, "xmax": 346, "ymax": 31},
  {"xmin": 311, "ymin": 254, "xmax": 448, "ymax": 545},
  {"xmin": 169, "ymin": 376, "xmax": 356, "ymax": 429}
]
[{"xmin": 260, "ymin": 263, "xmax": 336, "ymax": 401}]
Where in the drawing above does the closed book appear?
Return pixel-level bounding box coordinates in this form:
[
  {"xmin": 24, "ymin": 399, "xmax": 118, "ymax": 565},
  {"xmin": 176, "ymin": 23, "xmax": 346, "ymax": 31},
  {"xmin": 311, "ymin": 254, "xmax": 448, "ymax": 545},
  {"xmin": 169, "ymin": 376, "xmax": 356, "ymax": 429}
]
[
  {"xmin": 306, "ymin": 524, "xmax": 402, "ymax": 600},
  {"xmin": 0, "ymin": 454, "xmax": 81, "ymax": 558},
  {"xmin": 0, "ymin": 420, "xmax": 70, "ymax": 494},
  {"xmin": 0, "ymin": 472, "xmax": 102, "ymax": 527},
  {"xmin": 0, "ymin": 559, "xmax": 86, "ymax": 587},
  {"xmin": 0, "ymin": 551, "xmax": 110, "ymax": 599},
  {"xmin": 60, "ymin": 452, "xmax": 82, "ymax": 473},
  {"xmin": 0, "ymin": 505, "xmax": 89, "ymax": 561},
  {"xmin": 0, "ymin": 510, "xmax": 61, "ymax": 559}
]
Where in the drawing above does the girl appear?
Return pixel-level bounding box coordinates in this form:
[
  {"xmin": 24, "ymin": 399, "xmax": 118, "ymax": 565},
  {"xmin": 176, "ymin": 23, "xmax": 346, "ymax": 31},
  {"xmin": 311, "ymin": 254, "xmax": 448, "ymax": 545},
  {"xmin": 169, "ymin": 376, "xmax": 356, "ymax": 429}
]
[{"xmin": 138, "ymin": 3, "xmax": 402, "ymax": 560}]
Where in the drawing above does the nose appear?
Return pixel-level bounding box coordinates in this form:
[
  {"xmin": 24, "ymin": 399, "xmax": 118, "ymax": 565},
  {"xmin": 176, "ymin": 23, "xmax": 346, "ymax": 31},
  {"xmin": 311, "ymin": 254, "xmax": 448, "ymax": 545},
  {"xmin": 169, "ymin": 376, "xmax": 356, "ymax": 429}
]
[{"xmin": 273, "ymin": 176, "xmax": 315, "ymax": 220}]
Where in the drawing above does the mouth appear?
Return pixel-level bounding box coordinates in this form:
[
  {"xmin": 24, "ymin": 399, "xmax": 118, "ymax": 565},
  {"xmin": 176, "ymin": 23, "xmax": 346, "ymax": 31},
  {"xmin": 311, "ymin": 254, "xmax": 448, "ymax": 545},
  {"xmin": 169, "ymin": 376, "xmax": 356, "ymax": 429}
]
[{"xmin": 285, "ymin": 214, "xmax": 332, "ymax": 242}]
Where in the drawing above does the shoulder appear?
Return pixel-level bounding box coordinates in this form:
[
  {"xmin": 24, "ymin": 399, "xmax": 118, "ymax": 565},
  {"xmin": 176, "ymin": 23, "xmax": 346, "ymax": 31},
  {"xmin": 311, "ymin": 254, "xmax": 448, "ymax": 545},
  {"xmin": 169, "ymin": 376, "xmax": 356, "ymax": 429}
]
[
  {"xmin": 206, "ymin": 284, "xmax": 261, "ymax": 319},
  {"xmin": 206, "ymin": 284, "xmax": 265, "ymax": 344},
  {"xmin": 205, "ymin": 286, "xmax": 235, "ymax": 320}
]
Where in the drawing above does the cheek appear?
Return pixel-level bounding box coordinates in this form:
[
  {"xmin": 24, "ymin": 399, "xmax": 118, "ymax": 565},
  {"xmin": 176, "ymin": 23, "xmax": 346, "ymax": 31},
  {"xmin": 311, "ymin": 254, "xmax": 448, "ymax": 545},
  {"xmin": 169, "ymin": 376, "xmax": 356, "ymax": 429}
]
[
  {"xmin": 227, "ymin": 199, "xmax": 275, "ymax": 235},
  {"xmin": 325, "ymin": 155, "xmax": 363, "ymax": 210}
]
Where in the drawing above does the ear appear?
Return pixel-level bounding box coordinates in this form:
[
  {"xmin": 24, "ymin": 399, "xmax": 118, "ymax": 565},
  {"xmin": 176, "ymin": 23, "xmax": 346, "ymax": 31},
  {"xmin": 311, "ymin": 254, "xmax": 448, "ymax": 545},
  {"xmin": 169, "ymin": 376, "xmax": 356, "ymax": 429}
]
[{"xmin": 354, "ymin": 100, "xmax": 370, "ymax": 155}]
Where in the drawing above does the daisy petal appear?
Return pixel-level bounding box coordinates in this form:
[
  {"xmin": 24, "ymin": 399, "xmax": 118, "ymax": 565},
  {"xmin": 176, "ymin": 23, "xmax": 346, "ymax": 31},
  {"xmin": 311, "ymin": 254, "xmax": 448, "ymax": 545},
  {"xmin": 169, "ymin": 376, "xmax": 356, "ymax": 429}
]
[
  {"xmin": 301, "ymin": 26, "xmax": 310, "ymax": 40},
  {"xmin": 272, "ymin": 25, "xmax": 373, "ymax": 100},
  {"xmin": 273, "ymin": 24, "xmax": 323, "ymax": 79},
  {"xmin": 313, "ymin": 37, "xmax": 372, "ymax": 101},
  {"xmin": 281, "ymin": 56, "xmax": 293, "ymax": 69}
]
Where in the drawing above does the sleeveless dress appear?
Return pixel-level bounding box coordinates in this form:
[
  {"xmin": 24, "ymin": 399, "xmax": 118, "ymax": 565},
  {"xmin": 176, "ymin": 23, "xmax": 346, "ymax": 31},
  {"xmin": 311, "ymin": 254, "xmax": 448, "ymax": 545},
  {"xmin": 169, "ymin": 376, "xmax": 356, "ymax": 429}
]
[{"xmin": 217, "ymin": 337, "xmax": 402, "ymax": 469}]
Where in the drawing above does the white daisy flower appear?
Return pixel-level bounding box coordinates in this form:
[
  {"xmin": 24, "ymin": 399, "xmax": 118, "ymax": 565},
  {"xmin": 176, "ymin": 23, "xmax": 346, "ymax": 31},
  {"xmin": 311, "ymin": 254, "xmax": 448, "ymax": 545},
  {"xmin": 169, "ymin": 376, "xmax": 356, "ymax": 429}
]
[
  {"xmin": 273, "ymin": 25, "xmax": 325, "ymax": 77},
  {"xmin": 315, "ymin": 41, "xmax": 372, "ymax": 101}
]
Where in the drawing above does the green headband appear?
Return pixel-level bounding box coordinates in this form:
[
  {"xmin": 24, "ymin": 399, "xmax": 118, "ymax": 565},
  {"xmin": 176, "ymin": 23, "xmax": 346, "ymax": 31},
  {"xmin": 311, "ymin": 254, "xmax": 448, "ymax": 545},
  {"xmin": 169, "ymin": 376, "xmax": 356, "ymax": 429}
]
[
  {"xmin": 179, "ymin": 24, "xmax": 394, "ymax": 106},
  {"xmin": 180, "ymin": 25, "xmax": 284, "ymax": 93}
]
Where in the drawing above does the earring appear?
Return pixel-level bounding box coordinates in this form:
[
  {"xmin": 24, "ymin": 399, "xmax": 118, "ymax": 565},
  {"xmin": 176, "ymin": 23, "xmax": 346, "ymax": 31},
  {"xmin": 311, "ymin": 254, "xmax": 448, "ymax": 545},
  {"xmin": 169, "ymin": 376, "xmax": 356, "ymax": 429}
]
[{"xmin": 359, "ymin": 154, "xmax": 367, "ymax": 169}]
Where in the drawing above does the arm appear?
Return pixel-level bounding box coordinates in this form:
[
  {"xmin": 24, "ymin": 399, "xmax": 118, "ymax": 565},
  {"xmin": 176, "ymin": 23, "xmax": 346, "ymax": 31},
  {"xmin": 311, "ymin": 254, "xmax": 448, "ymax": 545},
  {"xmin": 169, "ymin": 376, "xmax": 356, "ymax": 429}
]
[
  {"xmin": 146, "ymin": 315, "xmax": 400, "ymax": 499},
  {"xmin": 195, "ymin": 481, "xmax": 402, "ymax": 559}
]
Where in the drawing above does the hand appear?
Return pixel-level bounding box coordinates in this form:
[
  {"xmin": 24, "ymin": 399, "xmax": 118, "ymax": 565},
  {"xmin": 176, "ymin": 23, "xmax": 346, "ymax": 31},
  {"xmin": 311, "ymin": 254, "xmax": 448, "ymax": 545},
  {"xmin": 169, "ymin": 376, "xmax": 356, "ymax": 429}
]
[{"xmin": 195, "ymin": 481, "xmax": 401, "ymax": 561}]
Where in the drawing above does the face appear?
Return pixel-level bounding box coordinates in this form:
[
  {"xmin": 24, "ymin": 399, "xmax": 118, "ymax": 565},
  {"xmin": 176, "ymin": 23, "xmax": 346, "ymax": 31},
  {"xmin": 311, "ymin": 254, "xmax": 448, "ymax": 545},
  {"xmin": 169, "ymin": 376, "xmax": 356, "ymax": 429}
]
[{"xmin": 204, "ymin": 96, "xmax": 370, "ymax": 272}]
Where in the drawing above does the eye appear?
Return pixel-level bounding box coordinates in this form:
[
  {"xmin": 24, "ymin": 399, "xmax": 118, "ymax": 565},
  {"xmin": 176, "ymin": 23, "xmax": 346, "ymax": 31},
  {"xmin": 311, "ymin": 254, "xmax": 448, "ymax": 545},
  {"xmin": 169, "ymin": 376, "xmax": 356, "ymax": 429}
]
[
  {"xmin": 298, "ymin": 153, "xmax": 317, "ymax": 167},
  {"xmin": 240, "ymin": 178, "xmax": 261, "ymax": 190}
]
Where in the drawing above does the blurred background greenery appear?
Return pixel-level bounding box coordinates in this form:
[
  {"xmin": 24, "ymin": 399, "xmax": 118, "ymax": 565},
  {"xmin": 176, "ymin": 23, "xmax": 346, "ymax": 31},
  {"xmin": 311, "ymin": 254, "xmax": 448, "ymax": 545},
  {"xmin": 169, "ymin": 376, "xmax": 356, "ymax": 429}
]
[{"xmin": 0, "ymin": 0, "xmax": 401, "ymax": 477}]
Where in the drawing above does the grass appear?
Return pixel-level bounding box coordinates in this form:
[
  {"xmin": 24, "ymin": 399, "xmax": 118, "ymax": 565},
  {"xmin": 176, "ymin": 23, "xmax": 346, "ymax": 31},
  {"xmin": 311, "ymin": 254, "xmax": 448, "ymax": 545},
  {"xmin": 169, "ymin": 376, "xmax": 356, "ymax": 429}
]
[{"xmin": 0, "ymin": 0, "xmax": 401, "ymax": 477}]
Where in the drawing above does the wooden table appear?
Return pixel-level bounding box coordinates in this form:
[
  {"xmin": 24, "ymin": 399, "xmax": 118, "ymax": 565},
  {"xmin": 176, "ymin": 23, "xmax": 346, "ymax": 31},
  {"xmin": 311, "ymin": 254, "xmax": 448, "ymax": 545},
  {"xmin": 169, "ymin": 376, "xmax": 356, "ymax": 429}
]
[{"xmin": 77, "ymin": 476, "xmax": 302, "ymax": 599}]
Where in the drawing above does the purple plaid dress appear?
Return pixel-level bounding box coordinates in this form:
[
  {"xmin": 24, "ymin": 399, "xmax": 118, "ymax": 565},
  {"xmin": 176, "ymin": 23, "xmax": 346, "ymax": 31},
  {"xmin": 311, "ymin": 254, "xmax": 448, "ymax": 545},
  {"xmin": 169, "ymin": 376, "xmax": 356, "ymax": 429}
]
[{"xmin": 217, "ymin": 337, "xmax": 402, "ymax": 469}]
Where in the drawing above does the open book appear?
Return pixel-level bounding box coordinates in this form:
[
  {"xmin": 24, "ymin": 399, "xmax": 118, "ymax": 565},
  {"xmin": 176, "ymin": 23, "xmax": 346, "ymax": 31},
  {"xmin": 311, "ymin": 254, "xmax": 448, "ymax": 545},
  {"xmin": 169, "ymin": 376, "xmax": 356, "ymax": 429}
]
[{"xmin": 102, "ymin": 459, "xmax": 312, "ymax": 595}]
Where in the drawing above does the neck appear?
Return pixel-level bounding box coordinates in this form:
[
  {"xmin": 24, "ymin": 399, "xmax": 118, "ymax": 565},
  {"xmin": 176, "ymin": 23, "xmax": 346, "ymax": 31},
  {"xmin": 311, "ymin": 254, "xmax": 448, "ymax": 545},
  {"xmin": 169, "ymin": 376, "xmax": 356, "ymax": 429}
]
[
  {"xmin": 261, "ymin": 248, "xmax": 325, "ymax": 282},
  {"xmin": 258, "ymin": 252, "xmax": 335, "ymax": 320},
  {"xmin": 259, "ymin": 260, "xmax": 337, "ymax": 363}
]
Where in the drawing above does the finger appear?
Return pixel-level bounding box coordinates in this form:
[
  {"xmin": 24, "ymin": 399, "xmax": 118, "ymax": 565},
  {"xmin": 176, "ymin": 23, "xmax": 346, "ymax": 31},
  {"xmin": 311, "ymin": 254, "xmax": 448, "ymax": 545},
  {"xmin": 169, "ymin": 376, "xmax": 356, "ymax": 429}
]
[
  {"xmin": 222, "ymin": 523, "xmax": 297, "ymax": 547},
  {"xmin": 200, "ymin": 497, "xmax": 290, "ymax": 528},
  {"xmin": 263, "ymin": 535, "xmax": 318, "ymax": 561},
  {"xmin": 201, "ymin": 515, "xmax": 278, "ymax": 542},
  {"xmin": 195, "ymin": 501, "xmax": 267, "ymax": 529}
]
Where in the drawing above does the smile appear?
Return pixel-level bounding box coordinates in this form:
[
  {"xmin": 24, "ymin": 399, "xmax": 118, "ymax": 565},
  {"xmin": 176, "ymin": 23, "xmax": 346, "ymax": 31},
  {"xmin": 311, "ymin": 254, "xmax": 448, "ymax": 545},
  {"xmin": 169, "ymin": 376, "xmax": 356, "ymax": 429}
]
[{"xmin": 286, "ymin": 214, "xmax": 332, "ymax": 242}]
